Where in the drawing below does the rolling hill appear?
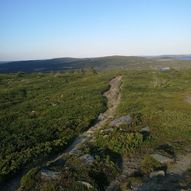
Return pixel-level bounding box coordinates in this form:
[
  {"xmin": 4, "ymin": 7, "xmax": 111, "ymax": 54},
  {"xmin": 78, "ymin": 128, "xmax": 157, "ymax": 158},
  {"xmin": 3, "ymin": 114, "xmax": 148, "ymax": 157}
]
[{"xmin": 0, "ymin": 55, "xmax": 191, "ymax": 73}]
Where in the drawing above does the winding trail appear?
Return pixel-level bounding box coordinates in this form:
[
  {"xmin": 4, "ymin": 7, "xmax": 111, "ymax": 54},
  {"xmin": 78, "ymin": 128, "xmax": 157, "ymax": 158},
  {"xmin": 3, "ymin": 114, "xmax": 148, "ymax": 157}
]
[
  {"xmin": 1, "ymin": 76, "xmax": 122, "ymax": 191},
  {"xmin": 49, "ymin": 75, "xmax": 122, "ymax": 163}
]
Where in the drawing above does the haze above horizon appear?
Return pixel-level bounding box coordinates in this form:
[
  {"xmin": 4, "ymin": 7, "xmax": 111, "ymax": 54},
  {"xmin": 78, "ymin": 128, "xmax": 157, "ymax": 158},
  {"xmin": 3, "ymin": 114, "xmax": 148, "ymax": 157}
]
[{"xmin": 0, "ymin": 0, "xmax": 191, "ymax": 61}]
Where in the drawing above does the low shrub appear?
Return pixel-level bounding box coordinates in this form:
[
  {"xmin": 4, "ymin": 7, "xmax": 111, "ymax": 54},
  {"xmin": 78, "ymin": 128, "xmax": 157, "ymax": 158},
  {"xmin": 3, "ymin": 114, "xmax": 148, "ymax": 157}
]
[{"xmin": 140, "ymin": 155, "xmax": 163, "ymax": 175}]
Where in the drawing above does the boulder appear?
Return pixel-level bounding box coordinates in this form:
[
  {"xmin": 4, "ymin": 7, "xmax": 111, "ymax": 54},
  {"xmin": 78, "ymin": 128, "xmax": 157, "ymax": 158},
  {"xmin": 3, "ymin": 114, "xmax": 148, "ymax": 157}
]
[
  {"xmin": 150, "ymin": 154, "xmax": 174, "ymax": 165},
  {"xmin": 110, "ymin": 115, "xmax": 132, "ymax": 127},
  {"xmin": 149, "ymin": 170, "xmax": 165, "ymax": 178}
]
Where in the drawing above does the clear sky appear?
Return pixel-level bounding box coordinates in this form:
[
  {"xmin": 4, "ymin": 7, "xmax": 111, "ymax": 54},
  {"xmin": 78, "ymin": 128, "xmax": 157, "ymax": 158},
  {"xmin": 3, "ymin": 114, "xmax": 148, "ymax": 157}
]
[{"xmin": 0, "ymin": 0, "xmax": 191, "ymax": 61}]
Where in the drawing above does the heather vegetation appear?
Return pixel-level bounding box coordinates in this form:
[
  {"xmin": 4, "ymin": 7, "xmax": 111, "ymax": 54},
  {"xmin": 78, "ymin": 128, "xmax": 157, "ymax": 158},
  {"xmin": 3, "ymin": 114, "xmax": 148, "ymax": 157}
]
[
  {"xmin": 0, "ymin": 70, "xmax": 115, "ymax": 180},
  {"xmin": 1, "ymin": 68, "xmax": 191, "ymax": 191},
  {"xmin": 93, "ymin": 69, "xmax": 191, "ymax": 158}
]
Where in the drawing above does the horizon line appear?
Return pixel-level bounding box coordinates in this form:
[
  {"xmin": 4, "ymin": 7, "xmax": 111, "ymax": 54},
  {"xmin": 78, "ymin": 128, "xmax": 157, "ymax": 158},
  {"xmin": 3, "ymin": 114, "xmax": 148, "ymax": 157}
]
[{"xmin": 1, "ymin": 53, "xmax": 191, "ymax": 62}]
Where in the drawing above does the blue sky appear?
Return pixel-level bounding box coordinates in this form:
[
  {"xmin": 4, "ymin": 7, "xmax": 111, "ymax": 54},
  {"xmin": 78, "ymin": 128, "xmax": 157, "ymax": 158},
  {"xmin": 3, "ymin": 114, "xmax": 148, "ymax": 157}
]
[{"xmin": 0, "ymin": 0, "xmax": 191, "ymax": 60}]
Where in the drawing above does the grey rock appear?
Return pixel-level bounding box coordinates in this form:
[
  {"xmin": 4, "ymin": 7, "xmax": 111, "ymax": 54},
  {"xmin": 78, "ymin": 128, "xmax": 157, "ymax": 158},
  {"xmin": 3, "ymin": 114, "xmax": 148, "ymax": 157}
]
[
  {"xmin": 100, "ymin": 128, "xmax": 114, "ymax": 133},
  {"xmin": 31, "ymin": 110, "xmax": 36, "ymax": 114},
  {"xmin": 110, "ymin": 115, "xmax": 132, "ymax": 127},
  {"xmin": 52, "ymin": 103, "xmax": 57, "ymax": 107},
  {"xmin": 103, "ymin": 135, "xmax": 109, "ymax": 138},
  {"xmin": 29, "ymin": 110, "xmax": 36, "ymax": 117},
  {"xmin": 160, "ymin": 67, "xmax": 170, "ymax": 71},
  {"xmin": 98, "ymin": 113, "xmax": 105, "ymax": 120},
  {"xmin": 77, "ymin": 181, "xmax": 93, "ymax": 189},
  {"xmin": 149, "ymin": 170, "xmax": 165, "ymax": 178},
  {"xmin": 41, "ymin": 169, "xmax": 60, "ymax": 180},
  {"xmin": 151, "ymin": 153, "xmax": 174, "ymax": 165},
  {"xmin": 140, "ymin": 127, "xmax": 150, "ymax": 139},
  {"xmin": 79, "ymin": 154, "xmax": 94, "ymax": 165},
  {"xmin": 140, "ymin": 127, "xmax": 150, "ymax": 133}
]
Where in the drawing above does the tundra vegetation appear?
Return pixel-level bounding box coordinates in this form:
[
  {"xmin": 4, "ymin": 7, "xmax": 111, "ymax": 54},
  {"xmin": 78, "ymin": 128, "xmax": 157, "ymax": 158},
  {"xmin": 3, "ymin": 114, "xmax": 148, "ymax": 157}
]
[
  {"xmin": 0, "ymin": 68, "xmax": 191, "ymax": 191},
  {"xmin": 0, "ymin": 70, "xmax": 115, "ymax": 179}
]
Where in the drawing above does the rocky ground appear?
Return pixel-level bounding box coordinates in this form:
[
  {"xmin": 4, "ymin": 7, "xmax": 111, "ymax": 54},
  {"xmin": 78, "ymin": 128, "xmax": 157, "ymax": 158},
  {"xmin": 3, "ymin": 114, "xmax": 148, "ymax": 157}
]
[{"xmin": 113, "ymin": 146, "xmax": 191, "ymax": 191}]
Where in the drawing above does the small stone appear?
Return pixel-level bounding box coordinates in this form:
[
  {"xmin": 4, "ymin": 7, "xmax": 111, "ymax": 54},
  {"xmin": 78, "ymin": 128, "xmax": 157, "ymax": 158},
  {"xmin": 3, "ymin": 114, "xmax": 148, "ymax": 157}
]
[
  {"xmin": 77, "ymin": 181, "xmax": 93, "ymax": 189},
  {"xmin": 101, "ymin": 128, "xmax": 114, "ymax": 133},
  {"xmin": 110, "ymin": 115, "xmax": 132, "ymax": 127},
  {"xmin": 140, "ymin": 127, "xmax": 150, "ymax": 133},
  {"xmin": 29, "ymin": 110, "xmax": 36, "ymax": 118},
  {"xmin": 103, "ymin": 135, "xmax": 108, "ymax": 138},
  {"xmin": 41, "ymin": 169, "xmax": 60, "ymax": 180},
  {"xmin": 140, "ymin": 127, "xmax": 150, "ymax": 140},
  {"xmin": 149, "ymin": 170, "xmax": 165, "ymax": 178},
  {"xmin": 160, "ymin": 67, "xmax": 170, "ymax": 71},
  {"xmin": 98, "ymin": 113, "xmax": 105, "ymax": 120},
  {"xmin": 79, "ymin": 154, "xmax": 94, "ymax": 165}
]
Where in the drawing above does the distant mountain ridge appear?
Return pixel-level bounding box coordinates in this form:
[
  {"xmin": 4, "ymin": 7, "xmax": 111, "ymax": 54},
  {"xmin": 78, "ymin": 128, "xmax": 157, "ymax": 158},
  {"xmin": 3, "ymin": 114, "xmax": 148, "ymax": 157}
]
[
  {"xmin": 0, "ymin": 55, "xmax": 191, "ymax": 73},
  {"xmin": 0, "ymin": 56, "xmax": 147, "ymax": 73}
]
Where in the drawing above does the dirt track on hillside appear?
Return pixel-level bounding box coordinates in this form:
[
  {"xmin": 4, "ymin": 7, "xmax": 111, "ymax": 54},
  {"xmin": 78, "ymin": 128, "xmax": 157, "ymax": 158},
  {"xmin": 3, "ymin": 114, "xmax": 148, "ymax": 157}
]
[
  {"xmin": 1, "ymin": 76, "xmax": 123, "ymax": 191},
  {"xmin": 51, "ymin": 75, "xmax": 122, "ymax": 161}
]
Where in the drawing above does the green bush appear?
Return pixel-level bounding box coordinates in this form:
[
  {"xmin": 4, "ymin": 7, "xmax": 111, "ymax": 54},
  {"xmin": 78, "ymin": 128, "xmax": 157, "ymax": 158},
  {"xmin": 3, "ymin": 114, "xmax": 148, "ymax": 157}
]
[
  {"xmin": 18, "ymin": 168, "xmax": 39, "ymax": 191},
  {"xmin": 140, "ymin": 155, "xmax": 162, "ymax": 175},
  {"xmin": 96, "ymin": 131, "xmax": 143, "ymax": 154}
]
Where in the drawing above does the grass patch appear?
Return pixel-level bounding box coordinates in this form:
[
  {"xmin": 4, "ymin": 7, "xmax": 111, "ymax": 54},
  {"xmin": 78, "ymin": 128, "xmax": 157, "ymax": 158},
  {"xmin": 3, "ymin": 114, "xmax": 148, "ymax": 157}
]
[{"xmin": 116, "ymin": 69, "xmax": 191, "ymax": 152}]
